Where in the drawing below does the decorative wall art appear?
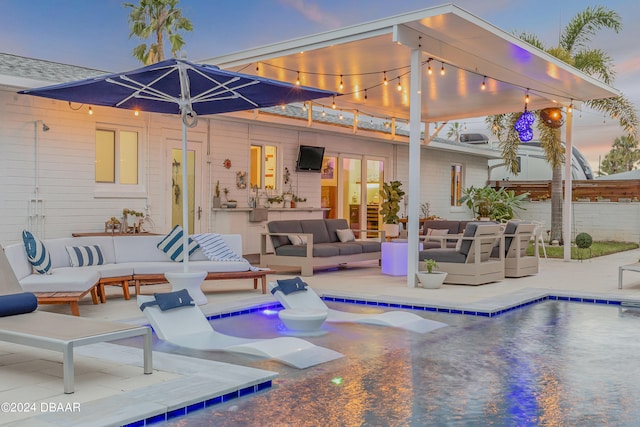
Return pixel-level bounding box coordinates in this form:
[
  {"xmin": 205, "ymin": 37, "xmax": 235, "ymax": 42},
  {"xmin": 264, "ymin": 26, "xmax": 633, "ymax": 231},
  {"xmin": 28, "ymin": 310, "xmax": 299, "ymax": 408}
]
[
  {"xmin": 223, "ymin": 158, "xmax": 232, "ymax": 169},
  {"xmin": 236, "ymin": 171, "xmax": 247, "ymax": 189}
]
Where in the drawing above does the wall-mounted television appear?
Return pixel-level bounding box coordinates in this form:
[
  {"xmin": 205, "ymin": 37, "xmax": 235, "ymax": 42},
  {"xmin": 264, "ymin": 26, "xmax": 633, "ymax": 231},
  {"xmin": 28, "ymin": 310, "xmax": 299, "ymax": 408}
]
[{"xmin": 296, "ymin": 145, "xmax": 325, "ymax": 172}]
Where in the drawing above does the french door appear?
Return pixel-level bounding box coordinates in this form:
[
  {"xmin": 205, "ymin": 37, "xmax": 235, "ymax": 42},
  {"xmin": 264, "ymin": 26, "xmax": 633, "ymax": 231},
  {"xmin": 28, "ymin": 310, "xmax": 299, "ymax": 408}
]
[{"xmin": 166, "ymin": 136, "xmax": 203, "ymax": 234}]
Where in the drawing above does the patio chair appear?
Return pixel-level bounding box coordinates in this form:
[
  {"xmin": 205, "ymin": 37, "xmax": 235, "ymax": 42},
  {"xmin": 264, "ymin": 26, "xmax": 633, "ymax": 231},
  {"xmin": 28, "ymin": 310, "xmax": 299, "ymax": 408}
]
[
  {"xmin": 137, "ymin": 292, "xmax": 343, "ymax": 369},
  {"xmin": 419, "ymin": 223, "xmax": 504, "ymax": 285},
  {"xmin": 0, "ymin": 246, "xmax": 152, "ymax": 394},
  {"xmin": 268, "ymin": 278, "xmax": 447, "ymax": 334},
  {"xmin": 492, "ymin": 221, "xmax": 538, "ymax": 277},
  {"xmin": 531, "ymin": 221, "xmax": 547, "ymax": 259}
]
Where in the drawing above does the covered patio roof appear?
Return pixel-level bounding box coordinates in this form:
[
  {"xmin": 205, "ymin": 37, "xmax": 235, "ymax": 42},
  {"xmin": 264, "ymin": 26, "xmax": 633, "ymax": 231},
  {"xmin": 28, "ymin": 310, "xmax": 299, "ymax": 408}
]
[
  {"xmin": 202, "ymin": 3, "xmax": 620, "ymax": 285},
  {"xmin": 202, "ymin": 4, "xmax": 619, "ymax": 123}
]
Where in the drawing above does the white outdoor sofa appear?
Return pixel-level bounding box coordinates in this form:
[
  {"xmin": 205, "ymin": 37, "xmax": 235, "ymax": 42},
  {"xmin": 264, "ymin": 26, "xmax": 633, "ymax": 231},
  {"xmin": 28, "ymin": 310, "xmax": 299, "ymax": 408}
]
[{"xmin": 4, "ymin": 234, "xmax": 264, "ymax": 315}]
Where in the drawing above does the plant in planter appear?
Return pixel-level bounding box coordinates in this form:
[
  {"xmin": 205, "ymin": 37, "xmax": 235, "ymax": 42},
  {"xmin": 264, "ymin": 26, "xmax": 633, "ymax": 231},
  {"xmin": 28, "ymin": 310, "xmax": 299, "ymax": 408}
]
[
  {"xmin": 416, "ymin": 259, "xmax": 447, "ymax": 288},
  {"xmin": 458, "ymin": 185, "xmax": 529, "ymax": 221},
  {"xmin": 575, "ymin": 232, "xmax": 593, "ymax": 261},
  {"xmin": 292, "ymin": 194, "xmax": 307, "ymax": 208},
  {"xmin": 223, "ymin": 187, "xmax": 237, "ymax": 208},
  {"xmin": 379, "ymin": 180, "xmax": 405, "ymax": 237},
  {"xmin": 212, "ymin": 180, "xmax": 222, "ymax": 208}
]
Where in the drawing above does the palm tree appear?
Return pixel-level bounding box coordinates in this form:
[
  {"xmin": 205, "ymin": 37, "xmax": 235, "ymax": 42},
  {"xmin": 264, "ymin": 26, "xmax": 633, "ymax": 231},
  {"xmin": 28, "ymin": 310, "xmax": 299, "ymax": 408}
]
[
  {"xmin": 446, "ymin": 122, "xmax": 463, "ymax": 141},
  {"xmin": 125, "ymin": 0, "xmax": 193, "ymax": 65},
  {"xmin": 487, "ymin": 6, "xmax": 637, "ymax": 244}
]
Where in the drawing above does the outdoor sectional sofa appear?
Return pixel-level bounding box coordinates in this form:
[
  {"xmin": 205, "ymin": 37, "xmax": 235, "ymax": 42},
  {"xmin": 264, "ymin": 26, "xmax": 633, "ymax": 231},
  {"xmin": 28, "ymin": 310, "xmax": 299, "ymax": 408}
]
[
  {"xmin": 260, "ymin": 218, "xmax": 384, "ymax": 276},
  {"xmin": 3, "ymin": 234, "xmax": 257, "ymax": 316}
]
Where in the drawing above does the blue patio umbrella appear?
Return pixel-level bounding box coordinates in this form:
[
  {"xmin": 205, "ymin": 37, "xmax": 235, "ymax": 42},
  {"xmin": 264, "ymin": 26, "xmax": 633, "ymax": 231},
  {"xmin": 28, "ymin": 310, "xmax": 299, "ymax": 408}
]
[{"xmin": 19, "ymin": 58, "xmax": 335, "ymax": 273}]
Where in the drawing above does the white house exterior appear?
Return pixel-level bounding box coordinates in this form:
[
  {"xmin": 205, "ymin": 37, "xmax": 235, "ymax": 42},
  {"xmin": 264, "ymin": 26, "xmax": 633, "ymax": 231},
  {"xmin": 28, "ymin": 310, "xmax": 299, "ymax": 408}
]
[{"xmin": 0, "ymin": 53, "xmax": 498, "ymax": 252}]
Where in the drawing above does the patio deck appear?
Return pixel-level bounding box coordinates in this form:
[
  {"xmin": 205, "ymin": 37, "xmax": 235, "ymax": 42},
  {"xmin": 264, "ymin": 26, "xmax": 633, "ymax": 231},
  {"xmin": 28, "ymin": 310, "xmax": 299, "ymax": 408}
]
[{"xmin": 3, "ymin": 248, "xmax": 640, "ymax": 426}]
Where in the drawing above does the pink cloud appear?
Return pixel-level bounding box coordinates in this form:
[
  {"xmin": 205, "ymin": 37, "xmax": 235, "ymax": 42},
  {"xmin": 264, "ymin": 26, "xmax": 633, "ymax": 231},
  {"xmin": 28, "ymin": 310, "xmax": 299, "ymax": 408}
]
[{"xmin": 279, "ymin": 0, "xmax": 342, "ymax": 27}]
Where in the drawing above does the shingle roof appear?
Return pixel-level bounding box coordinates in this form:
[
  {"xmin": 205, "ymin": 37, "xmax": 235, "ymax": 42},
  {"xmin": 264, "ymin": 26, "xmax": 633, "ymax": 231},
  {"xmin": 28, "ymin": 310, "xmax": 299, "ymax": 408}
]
[{"xmin": 0, "ymin": 52, "xmax": 107, "ymax": 86}]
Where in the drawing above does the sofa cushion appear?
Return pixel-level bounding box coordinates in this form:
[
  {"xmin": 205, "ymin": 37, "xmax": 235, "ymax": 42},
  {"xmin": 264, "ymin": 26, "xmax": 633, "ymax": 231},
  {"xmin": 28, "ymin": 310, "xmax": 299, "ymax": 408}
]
[
  {"xmin": 129, "ymin": 260, "xmax": 251, "ymax": 276},
  {"xmin": 425, "ymin": 228, "xmax": 449, "ymax": 241},
  {"xmin": 333, "ymin": 243, "xmax": 363, "ymax": 255},
  {"xmin": 66, "ymin": 245, "xmax": 105, "ymax": 267},
  {"xmin": 422, "ymin": 220, "xmax": 460, "ymax": 235},
  {"xmin": 22, "ymin": 230, "xmax": 51, "ymax": 275},
  {"xmin": 18, "ymin": 267, "xmax": 99, "ymax": 293},
  {"xmin": 300, "ymin": 220, "xmax": 331, "ymax": 243},
  {"xmin": 336, "ymin": 229, "xmax": 356, "ymax": 243},
  {"xmin": 275, "ymin": 243, "xmax": 340, "ymax": 258},
  {"xmin": 157, "ymin": 225, "xmax": 200, "ymax": 262},
  {"xmin": 419, "ymin": 248, "xmax": 467, "ymax": 263},
  {"xmin": 324, "ymin": 219, "xmax": 350, "ymax": 243},
  {"xmin": 352, "ymin": 240, "xmax": 382, "ymax": 253},
  {"xmin": 288, "ymin": 235, "xmax": 308, "ymax": 246},
  {"xmin": 268, "ymin": 220, "xmax": 303, "ymax": 249}
]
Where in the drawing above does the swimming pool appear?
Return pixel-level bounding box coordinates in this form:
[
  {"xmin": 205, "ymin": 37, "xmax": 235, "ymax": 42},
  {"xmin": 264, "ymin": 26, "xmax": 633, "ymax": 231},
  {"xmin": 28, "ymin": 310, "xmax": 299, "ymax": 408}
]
[{"xmin": 152, "ymin": 300, "xmax": 640, "ymax": 426}]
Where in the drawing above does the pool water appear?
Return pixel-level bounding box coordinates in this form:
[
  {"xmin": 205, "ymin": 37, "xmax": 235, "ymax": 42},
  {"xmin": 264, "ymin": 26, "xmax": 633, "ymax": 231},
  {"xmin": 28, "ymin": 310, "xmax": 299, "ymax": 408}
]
[{"xmin": 156, "ymin": 301, "xmax": 640, "ymax": 426}]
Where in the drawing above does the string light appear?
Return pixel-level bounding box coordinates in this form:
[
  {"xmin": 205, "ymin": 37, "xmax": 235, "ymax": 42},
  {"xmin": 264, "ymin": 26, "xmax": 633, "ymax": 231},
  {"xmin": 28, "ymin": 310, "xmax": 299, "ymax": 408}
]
[
  {"xmin": 296, "ymin": 71, "xmax": 301, "ymax": 86},
  {"xmin": 525, "ymin": 89, "xmax": 530, "ymax": 104},
  {"xmin": 481, "ymin": 76, "xmax": 486, "ymax": 91},
  {"xmin": 427, "ymin": 59, "xmax": 433, "ymax": 75},
  {"xmin": 332, "ymin": 96, "xmax": 336, "ymax": 109},
  {"xmin": 339, "ymin": 75, "xmax": 344, "ymax": 90},
  {"xmin": 134, "ymin": 110, "xmax": 139, "ymax": 117},
  {"xmin": 364, "ymin": 88, "xmax": 368, "ymax": 100},
  {"xmin": 88, "ymin": 106, "xmax": 93, "ymax": 115},
  {"xmin": 383, "ymin": 71, "xmax": 388, "ymax": 86},
  {"xmin": 440, "ymin": 62, "xmax": 446, "ymax": 76},
  {"xmin": 338, "ymin": 110, "xmax": 344, "ymax": 120},
  {"xmin": 567, "ymin": 101, "xmax": 573, "ymax": 113},
  {"xmin": 396, "ymin": 77, "xmax": 402, "ymax": 91}
]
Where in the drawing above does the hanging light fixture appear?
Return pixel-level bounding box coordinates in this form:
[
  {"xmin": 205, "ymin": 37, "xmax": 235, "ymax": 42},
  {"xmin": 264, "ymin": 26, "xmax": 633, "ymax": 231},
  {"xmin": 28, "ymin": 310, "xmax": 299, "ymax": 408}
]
[
  {"xmin": 339, "ymin": 75, "xmax": 344, "ymax": 90},
  {"xmin": 295, "ymin": 72, "xmax": 301, "ymax": 86},
  {"xmin": 540, "ymin": 107, "xmax": 564, "ymax": 128},
  {"xmin": 514, "ymin": 104, "xmax": 535, "ymax": 142},
  {"xmin": 383, "ymin": 71, "xmax": 388, "ymax": 86},
  {"xmin": 440, "ymin": 62, "xmax": 446, "ymax": 76},
  {"xmin": 481, "ymin": 76, "xmax": 486, "ymax": 91},
  {"xmin": 396, "ymin": 77, "xmax": 402, "ymax": 91}
]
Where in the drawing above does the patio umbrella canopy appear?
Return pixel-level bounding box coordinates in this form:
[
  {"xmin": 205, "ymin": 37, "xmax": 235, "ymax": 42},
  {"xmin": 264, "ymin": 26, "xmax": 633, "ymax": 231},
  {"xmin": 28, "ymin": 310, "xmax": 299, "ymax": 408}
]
[{"xmin": 19, "ymin": 58, "xmax": 335, "ymax": 273}]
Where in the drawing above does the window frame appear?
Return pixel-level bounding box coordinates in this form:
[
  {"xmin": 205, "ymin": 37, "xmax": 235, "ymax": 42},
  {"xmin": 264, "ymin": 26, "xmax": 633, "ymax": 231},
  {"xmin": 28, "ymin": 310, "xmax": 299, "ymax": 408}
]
[
  {"xmin": 250, "ymin": 142, "xmax": 280, "ymax": 191},
  {"xmin": 94, "ymin": 123, "xmax": 146, "ymax": 198}
]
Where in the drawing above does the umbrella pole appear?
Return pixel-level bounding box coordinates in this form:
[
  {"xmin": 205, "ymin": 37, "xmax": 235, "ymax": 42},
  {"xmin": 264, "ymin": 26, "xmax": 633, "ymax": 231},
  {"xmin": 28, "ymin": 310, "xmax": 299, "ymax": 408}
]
[{"xmin": 182, "ymin": 121, "xmax": 189, "ymax": 273}]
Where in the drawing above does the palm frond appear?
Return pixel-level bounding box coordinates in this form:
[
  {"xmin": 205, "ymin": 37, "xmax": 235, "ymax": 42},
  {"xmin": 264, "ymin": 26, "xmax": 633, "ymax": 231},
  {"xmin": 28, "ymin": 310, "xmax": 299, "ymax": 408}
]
[
  {"xmin": 573, "ymin": 49, "xmax": 615, "ymax": 84},
  {"xmin": 560, "ymin": 6, "xmax": 621, "ymax": 53},
  {"xmin": 587, "ymin": 95, "xmax": 639, "ymax": 137}
]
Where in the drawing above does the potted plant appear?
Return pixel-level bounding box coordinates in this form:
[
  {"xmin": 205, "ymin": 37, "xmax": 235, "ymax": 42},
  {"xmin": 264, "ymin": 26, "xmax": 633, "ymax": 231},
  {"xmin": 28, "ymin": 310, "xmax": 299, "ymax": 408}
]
[
  {"xmin": 293, "ymin": 194, "xmax": 307, "ymax": 208},
  {"xmin": 379, "ymin": 180, "xmax": 405, "ymax": 238},
  {"xmin": 223, "ymin": 187, "xmax": 237, "ymax": 208},
  {"xmin": 458, "ymin": 185, "xmax": 528, "ymax": 221},
  {"xmin": 212, "ymin": 180, "xmax": 221, "ymax": 208},
  {"xmin": 416, "ymin": 259, "xmax": 447, "ymax": 289}
]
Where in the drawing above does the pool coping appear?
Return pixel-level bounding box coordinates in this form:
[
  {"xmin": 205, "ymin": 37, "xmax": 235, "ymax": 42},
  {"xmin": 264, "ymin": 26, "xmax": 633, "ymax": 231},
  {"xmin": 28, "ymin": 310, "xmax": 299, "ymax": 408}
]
[{"xmin": 18, "ymin": 287, "xmax": 640, "ymax": 427}]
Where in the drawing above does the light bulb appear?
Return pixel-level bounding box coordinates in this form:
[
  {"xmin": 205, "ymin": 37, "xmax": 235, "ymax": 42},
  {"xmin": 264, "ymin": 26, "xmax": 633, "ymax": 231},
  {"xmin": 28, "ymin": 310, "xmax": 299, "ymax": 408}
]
[
  {"xmin": 440, "ymin": 63, "xmax": 445, "ymax": 76},
  {"xmin": 396, "ymin": 78, "xmax": 402, "ymax": 91},
  {"xmin": 383, "ymin": 72, "xmax": 388, "ymax": 86},
  {"xmin": 427, "ymin": 64, "xmax": 433, "ymax": 75},
  {"xmin": 339, "ymin": 75, "xmax": 343, "ymax": 90},
  {"xmin": 134, "ymin": 110, "xmax": 139, "ymax": 116},
  {"xmin": 295, "ymin": 72, "xmax": 300, "ymax": 86},
  {"xmin": 481, "ymin": 77, "xmax": 486, "ymax": 91},
  {"xmin": 88, "ymin": 106, "xmax": 93, "ymax": 115},
  {"xmin": 525, "ymin": 90, "xmax": 530, "ymax": 104}
]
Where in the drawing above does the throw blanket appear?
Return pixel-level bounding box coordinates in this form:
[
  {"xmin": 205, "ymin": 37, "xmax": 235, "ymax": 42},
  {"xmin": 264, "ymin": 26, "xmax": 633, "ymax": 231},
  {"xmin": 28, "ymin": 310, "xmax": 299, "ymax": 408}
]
[{"xmin": 191, "ymin": 233, "xmax": 266, "ymax": 271}]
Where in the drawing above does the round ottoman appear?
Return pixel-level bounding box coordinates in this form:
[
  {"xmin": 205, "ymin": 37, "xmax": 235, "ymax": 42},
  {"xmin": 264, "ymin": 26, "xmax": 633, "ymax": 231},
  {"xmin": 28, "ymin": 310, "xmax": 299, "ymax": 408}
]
[{"xmin": 278, "ymin": 309, "xmax": 328, "ymax": 336}]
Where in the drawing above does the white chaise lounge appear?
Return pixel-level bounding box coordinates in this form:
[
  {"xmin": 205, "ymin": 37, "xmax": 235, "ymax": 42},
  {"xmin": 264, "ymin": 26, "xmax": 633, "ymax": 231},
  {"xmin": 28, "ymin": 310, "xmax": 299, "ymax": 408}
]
[
  {"xmin": 137, "ymin": 292, "xmax": 343, "ymax": 369},
  {"xmin": 268, "ymin": 278, "xmax": 447, "ymax": 334},
  {"xmin": 0, "ymin": 247, "xmax": 152, "ymax": 394}
]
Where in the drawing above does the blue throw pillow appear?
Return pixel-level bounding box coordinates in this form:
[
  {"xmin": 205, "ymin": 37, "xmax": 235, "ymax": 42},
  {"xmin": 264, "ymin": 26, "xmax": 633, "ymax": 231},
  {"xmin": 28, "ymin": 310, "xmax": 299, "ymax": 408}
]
[
  {"xmin": 22, "ymin": 230, "xmax": 51, "ymax": 274},
  {"xmin": 272, "ymin": 277, "xmax": 308, "ymax": 295},
  {"xmin": 0, "ymin": 292, "xmax": 38, "ymax": 317},
  {"xmin": 140, "ymin": 289, "xmax": 195, "ymax": 312},
  {"xmin": 157, "ymin": 225, "xmax": 199, "ymax": 262},
  {"xmin": 66, "ymin": 245, "xmax": 105, "ymax": 267}
]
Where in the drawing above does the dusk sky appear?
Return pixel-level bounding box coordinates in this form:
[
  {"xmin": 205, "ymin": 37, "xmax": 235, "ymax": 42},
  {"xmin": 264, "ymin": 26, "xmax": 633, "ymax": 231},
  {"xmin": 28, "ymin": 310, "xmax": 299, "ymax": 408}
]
[{"xmin": 2, "ymin": 0, "xmax": 638, "ymax": 171}]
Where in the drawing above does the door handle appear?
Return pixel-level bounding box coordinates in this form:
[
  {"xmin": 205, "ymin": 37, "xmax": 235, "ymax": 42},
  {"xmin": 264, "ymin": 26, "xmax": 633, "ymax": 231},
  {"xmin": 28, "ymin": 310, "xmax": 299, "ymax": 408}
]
[{"xmin": 197, "ymin": 206, "xmax": 202, "ymax": 220}]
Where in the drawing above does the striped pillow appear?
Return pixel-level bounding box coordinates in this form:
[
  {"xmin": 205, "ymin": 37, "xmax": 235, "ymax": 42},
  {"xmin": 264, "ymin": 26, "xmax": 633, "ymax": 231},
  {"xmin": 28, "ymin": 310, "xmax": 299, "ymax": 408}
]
[
  {"xmin": 21, "ymin": 230, "xmax": 51, "ymax": 275},
  {"xmin": 157, "ymin": 225, "xmax": 199, "ymax": 262},
  {"xmin": 66, "ymin": 245, "xmax": 105, "ymax": 267},
  {"xmin": 191, "ymin": 233, "xmax": 243, "ymax": 261}
]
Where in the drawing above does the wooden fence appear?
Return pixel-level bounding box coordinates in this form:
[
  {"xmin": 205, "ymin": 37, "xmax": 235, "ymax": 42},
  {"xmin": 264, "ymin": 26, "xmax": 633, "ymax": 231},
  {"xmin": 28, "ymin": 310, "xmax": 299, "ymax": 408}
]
[{"xmin": 489, "ymin": 180, "xmax": 640, "ymax": 202}]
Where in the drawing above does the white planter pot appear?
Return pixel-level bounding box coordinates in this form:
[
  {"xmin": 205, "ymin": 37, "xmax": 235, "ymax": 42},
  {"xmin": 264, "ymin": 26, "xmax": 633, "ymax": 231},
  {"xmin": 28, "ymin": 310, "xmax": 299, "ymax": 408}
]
[
  {"xmin": 416, "ymin": 271, "xmax": 447, "ymax": 289},
  {"xmin": 382, "ymin": 223, "xmax": 400, "ymax": 238}
]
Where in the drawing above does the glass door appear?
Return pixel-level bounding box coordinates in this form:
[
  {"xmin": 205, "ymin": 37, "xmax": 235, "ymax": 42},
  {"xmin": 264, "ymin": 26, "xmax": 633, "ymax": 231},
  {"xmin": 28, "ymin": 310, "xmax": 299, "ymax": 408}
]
[{"xmin": 167, "ymin": 139, "xmax": 202, "ymax": 234}]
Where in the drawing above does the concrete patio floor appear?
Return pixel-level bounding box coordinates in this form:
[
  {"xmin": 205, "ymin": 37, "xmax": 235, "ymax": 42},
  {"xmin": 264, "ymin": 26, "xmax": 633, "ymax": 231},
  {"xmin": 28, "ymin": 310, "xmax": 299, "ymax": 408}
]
[{"xmin": 2, "ymin": 248, "xmax": 640, "ymax": 426}]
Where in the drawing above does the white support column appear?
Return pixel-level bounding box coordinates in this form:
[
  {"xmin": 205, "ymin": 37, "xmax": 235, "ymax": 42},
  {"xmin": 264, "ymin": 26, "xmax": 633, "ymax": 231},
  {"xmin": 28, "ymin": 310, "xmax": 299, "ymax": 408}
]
[
  {"xmin": 406, "ymin": 47, "xmax": 423, "ymax": 287},
  {"xmin": 563, "ymin": 108, "xmax": 573, "ymax": 261}
]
